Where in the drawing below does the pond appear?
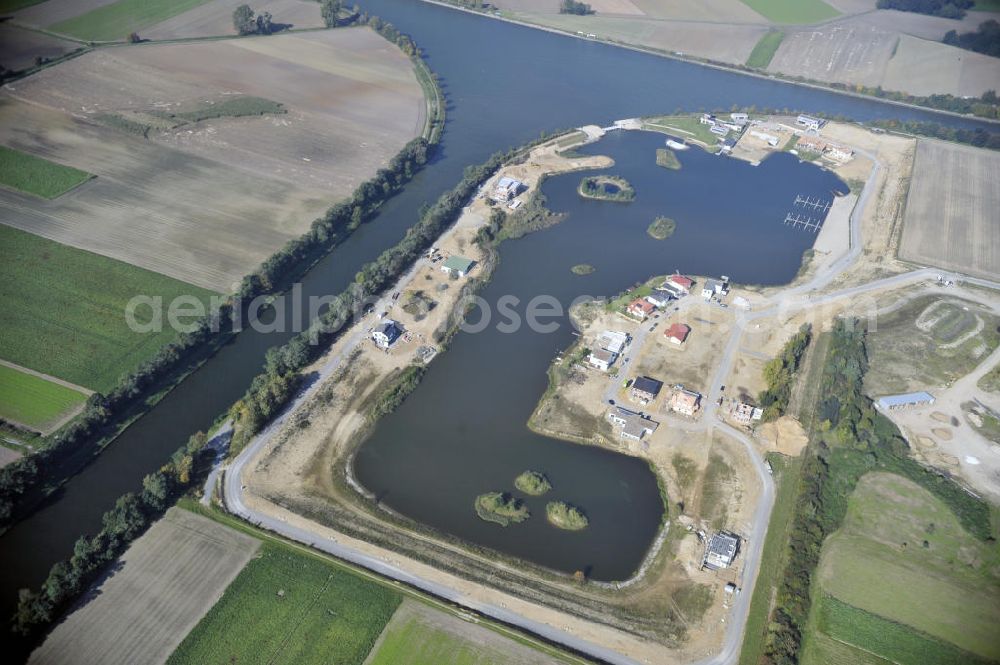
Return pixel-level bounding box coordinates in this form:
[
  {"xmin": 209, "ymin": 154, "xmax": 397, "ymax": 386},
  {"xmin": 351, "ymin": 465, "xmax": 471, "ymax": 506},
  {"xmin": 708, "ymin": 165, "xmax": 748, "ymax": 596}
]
[{"xmin": 352, "ymin": 130, "xmax": 846, "ymax": 580}]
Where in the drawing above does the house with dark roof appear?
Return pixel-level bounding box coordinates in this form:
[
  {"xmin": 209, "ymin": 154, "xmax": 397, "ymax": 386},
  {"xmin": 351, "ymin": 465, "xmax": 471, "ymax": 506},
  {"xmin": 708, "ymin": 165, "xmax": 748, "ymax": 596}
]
[
  {"xmin": 704, "ymin": 532, "xmax": 740, "ymax": 570},
  {"xmin": 373, "ymin": 319, "xmax": 403, "ymax": 349},
  {"xmin": 629, "ymin": 376, "xmax": 663, "ymax": 404}
]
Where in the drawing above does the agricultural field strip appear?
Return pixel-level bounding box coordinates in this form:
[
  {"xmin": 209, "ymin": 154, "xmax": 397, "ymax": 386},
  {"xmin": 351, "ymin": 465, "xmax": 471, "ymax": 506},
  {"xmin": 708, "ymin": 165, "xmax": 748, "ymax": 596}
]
[
  {"xmin": 29, "ymin": 508, "xmax": 259, "ymax": 665},
  {"xmin": 0, "ymin": 363, "xmax": 89, "ymax": 432}
]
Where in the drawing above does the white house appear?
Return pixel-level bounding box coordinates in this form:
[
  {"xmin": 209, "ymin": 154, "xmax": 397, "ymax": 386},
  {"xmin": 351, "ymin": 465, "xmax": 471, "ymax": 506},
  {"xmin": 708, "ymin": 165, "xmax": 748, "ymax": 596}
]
[
  {"xmin": 796, "ymin": 114, "xmax": 823, "ymax": 131},
  {"xmin": 588, "ymin": 348, "xmax": 617, "ymax": 372},
  {"xmin": 494, "ymin": 176, "xmax": 524, "ymax": 202},
  {"xmin": 373, "ymin": 319, "xmax": 403, "ymax": 348},
  {"xmin": 599, "ymin": 331, "xmax": 629, "ymax": 354},
  {"xmin": 645, "ymin": 290, "xmax": 672, "ymax": 308}
]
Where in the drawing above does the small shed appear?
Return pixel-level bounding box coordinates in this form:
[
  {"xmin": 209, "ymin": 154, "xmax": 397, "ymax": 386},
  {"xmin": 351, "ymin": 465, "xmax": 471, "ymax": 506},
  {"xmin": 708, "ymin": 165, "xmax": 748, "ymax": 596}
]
[
  {"xmin": 877, "ymin": 392, "xmax": 935, "ymax": 411},
  {"xmin": 441, "ymin": 255, "xmax": 475, "ymax": 277}
]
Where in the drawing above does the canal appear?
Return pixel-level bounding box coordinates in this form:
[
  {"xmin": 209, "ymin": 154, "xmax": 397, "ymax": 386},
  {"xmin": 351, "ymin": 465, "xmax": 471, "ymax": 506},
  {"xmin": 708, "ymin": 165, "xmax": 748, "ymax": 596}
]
[
  {"xmin": 1, "ymin": 0, "xmax": 995, "ymax": 635},
  {"xmin": 353, "ymin": 130, "xmax": 846, "ymax": 580}
]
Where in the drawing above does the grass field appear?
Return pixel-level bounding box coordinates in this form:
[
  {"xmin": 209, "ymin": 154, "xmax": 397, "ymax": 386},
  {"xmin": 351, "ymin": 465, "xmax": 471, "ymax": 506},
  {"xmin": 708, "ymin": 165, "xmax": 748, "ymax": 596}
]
[
  {"xmin": 738, "ymin": 454, "xmax": 803, "ymax": 665},
  {"xmin": 864, "ymin": 296, "xmax": 1000, "ymax": 395},
  {"xmin": 805, "ymin": 472, "xmax": 1000, "ymax": 663},
  {"xmin": 367, "ymin": 599, "xmax": 570, "ymax": 665},
  {"xmin": 0, "ymin": 364, "xmax": 87, "ymax": 431},
  {"xmin": 0, "ymin": 225, "xmax": 216, "ymax": 392},
  {"xmin": 168, "ymin": 541, "xmax": 401, "ymax": 665},
  {"xmin": 806, "ymin": 595, "xmax": 995, "ymax": 665},
  {"xmin": 738, "ymin": 0, "xmax": 839, "ymax": 23},
  {"xmin": 746, "ymin": 29, "xmax": 784, "ymax": 68},
  {"xmin": 643, "ymin": 115, "xmax": 720, "ymax": 147},
  {"xmin": 0, "ymin": 145, "xmax": 92, "ymax": 199},
  {"xmin": 50, "ymin": 0, "xmax": 214, "ymax": 41}
]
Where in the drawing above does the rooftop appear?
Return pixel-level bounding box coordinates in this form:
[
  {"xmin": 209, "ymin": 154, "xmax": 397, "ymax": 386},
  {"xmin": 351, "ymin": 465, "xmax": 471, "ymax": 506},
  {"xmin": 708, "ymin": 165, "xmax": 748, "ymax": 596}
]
[
  {"xmin": 665, "ymin": 323, "xmax": 690, "ymax": 342},
  {"xmin": 442, "ymin": 255, "xmax": 475, "ymax": 274},
  {"xmin": 632, "ymin": 376, "xmax": 663, "ymax": 396},
  {"xmin": 877, "ymin": 391, "xmax": 935, "ymax": 408}
]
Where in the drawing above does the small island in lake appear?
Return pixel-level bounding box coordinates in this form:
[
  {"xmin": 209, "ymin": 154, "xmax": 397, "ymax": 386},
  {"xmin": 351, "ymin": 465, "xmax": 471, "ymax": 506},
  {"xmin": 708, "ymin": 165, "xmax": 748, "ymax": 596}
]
[
  {"xmin": 475, "ymin": 492, "xmax": 530, "ymax": 526},
  {"xmin": 578, "ymin": 175, "xmax": 634, "ymax": 202},
  {"xmin": 571, "ymin": 264, "xmax": 595, "ymax": 275},
  {"xmin": 647, "ymin": 216, "xmax": 677, "ymax": 240},
  {"xmin": 655, "ymin": 148, "xmax": 681, "ymax": 170},
  {"xmin": 546, "ymin": 501, "xmax": 589, "ymax": 530},
  {"xmin": 514, "ymin": 470, "xmax": 552, "ymax": 496}
]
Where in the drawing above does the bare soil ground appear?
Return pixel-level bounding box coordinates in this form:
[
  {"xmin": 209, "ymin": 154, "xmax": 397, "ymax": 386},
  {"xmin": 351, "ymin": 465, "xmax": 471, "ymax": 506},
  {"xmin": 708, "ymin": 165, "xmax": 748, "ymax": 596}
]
[
  {"xmin": 899, "ymin": 139, "xmax": 1000, "ymax": 282},
  {"xmin": 29, "ymin": 508, "xmax": 259, "ymax": 665},
  {"xmin": 881, "ymin": 34, "xmax": 1000, "ymax": 97},
  {"xmin": 0, "ymin": 24, "xmax": 81, "ymax": 72},
  {"xmin": 363, "ymin": 598, "xmax": 571, "ymax": 665},
  {"xmin": 143, "ymin": 0, "xmax": 324, "ymax": 40},
  {"xmin": 0, "ymin": 446, "xmax": 22, "ymax": 468},
  {"xmin": 768, "ymin": 20, "xmax": 895, "ymax": 89},
  {"xmin": 508, "ymin": 12, "xmax": 768, "ymax": 64},
  {"xmin": 0, "ymin": 28, "xmax": 425, "ymax": 291}
]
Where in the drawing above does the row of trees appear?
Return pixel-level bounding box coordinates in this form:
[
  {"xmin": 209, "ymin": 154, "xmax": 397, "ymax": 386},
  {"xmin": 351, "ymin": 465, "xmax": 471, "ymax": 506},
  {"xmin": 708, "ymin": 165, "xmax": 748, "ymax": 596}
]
[
  {"xmin": 944, "ymin": 19, "xmax": 1000, "ymax": 57},
  {"xmin": 559, "ymin": 0, "xmax": 594, "ymax": 15},
  {"xmin": 876, "ymin": 0, "xmax": 974, "ymax": 19},
  {"xmin": 758, "ymin": 324, "xmax": 812, "ymax": 421},
  {"xmin": 0, "ymin": 22, "xmax": 440, "ymax": 533},
  {"xmin": 761, "ymin": 319, "xmax": 992, "ymax": 664},
  {"xmin": 232, "ymin": 5, "xmax": 277, "ymax": 36},
  {"xmin": 13, "ymin": 431, "xmax": 211, "ymax": 637}
]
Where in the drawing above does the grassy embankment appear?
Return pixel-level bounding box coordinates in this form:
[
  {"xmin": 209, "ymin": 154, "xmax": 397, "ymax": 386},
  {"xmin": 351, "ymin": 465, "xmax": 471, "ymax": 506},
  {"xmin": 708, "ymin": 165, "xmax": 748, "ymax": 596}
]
[
  {"xmin": 97, "ymin": 97, "xmax": 286, "ymax": 138},
  {"xmin": 642, "ymin": 115, "xmax": 719, "ymax": 148},
  {"xmin": 0, "ymin": 225, "xmax": 217, "ymax": 393},
  {"xmin": 0, "ymin": 0, "xmax": 45, "ymax": 11},
  {"xmin": 738, "ymin": 0, "xmax": 839, "ymax": 24},
  {"xmin": 475, "ymin": 492, "xmax": 530, "ymax": 526},
  {"xmin": 746, "ymin": 30, "xmax": 784, "ymax": 69},
  {"xmin": 546, "ymin": 501, "xmax": 589, "ymax": 530},
  {"xmin": 0, "ymin": 365, "xmax": 88, "ymax": 431},
  {"xmin": 647, "ymin": 216, "xmax": 676, "ymax": 240},
  {"xmin": 514, "ymin": 470, "xmax": 552, "ymax": 496},
  {"xmin": 0, "ymin": 146, "xmax": 92, "ymax": 199},
  {"xmin": 51, "ymin": 0, "xmax": 214, "ymax": 41},
  {"xmin": 655, "ymin": 148, "xmax": 681, "ymax": 170}
]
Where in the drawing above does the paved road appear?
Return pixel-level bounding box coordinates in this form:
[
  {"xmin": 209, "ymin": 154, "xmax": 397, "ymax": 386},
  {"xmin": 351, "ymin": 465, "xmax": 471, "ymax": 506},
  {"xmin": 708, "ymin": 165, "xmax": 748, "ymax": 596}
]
[{"xmin": 215, "ymin": 143, "xmax": 1000, "ymax": 665}]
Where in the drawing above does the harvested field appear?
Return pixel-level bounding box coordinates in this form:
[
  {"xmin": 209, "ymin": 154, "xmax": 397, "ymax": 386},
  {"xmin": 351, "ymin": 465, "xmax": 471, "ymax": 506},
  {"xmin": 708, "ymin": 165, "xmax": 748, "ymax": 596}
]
[
  {"xmin": 142, "ymin": 0, "xmax": 324, "ymax": 40},
  {"xmin": 509, "ymin": 12, "xmax": 767, "ymax": 64},
  {"xmin": 0, "ymin": 24, "xmax": 80, "ymax": 72},
  {"xmin": 899, "ymin": 140, "xmax": 1000, "ymax": 282},
  {"xmin": 627, "ymin": 0, "xmax": 767, "ymax": 21},
  {"xmin": 881, "ymin": 34, "xmax": 1000, "ymax": 97},
  {"xmin": 365, "ymin": 599, "xmax": 570, "ymax": 665},
  {"xmin": 29, "ymin": 508, "xmax": 259, "ymax": 665},
  {"xmin": 0, "ymin": 27, "xmax": 425, "ymax": 291},
  {"xmin": 169, "ymin": 540, "xmax": 400, "ymax": 665},
  {"xmin": 768, "ymin": 20, "xmax": 894, "ymax": 88}
]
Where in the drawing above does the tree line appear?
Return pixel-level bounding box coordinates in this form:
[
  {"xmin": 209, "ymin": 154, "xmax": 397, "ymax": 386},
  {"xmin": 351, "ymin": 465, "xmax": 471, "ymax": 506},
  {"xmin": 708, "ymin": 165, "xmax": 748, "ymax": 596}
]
[
  {"xmin": 12, "ymin": 430, "xmax": 212, "ymax": 638},
  {"xmin": 758, "ymin": 324, "xmax": 811, "ymax": 421},
  {"xmin": 761, "ymin": 319, "xmax": 992, "ymax": 664},
  {"xmin": 944, "ymin": 19, "xmax": 1000, "ymax": 57},
  {"xmin": 876, "ymin": 0, "xmax": 973, "ymax": 18},
  {"xmin": 0, "ymin": 20, "xmax": 442, "ymax": 533}
]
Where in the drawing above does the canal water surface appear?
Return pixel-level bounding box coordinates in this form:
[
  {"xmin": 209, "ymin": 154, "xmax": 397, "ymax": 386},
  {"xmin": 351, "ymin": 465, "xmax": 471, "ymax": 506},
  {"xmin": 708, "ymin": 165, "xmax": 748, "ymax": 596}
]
[{"xmin": 353, "ymin": 131, "xmax": 846, "ymax": 580}]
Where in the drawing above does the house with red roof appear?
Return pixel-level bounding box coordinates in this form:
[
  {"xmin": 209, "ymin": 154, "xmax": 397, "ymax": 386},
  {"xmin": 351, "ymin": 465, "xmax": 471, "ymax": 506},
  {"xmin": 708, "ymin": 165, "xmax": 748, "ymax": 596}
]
[
  {"xmin": 665, "ymin": 323, "xmax": 691, "ymax": 345},
  {"xmin": 665, "ymin": 274, "xmax": 693, "ymax": 294},
  {"xmin": 627, "ymin": 298, "xmax": 656, "ymax": 320}
]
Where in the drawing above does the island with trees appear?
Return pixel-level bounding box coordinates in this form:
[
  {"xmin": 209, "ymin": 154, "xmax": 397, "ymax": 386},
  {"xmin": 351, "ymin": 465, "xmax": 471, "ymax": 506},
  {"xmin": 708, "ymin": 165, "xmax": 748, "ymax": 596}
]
[
  {"xmin": 578, "ymin": 175, "xmax": 635, "ymax": 202},
  {"xmin": 475, "ymin": 492, "xmax": 530, "ymax": 526},
  {"xmin": 655, "ymin": 148, "xmax": 681, "ymax": 170},
  {"xmin": 571, "ymin": 264, "xmax": 595, "ymax": 276},
  {"xmin": 546, "ymin": 501, "xmax": 589, "ymax": 530},
  {"xmin": 514, "ymin": 470, "xmax": 552, "ymax": 495},
  {"xmin": 647, "ymin": 216, "xmax": 677, "ymax": 240}
]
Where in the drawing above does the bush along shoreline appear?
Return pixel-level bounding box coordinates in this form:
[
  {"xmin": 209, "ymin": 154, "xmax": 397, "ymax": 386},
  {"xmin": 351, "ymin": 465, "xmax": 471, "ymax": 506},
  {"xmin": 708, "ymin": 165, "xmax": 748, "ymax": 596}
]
[{"xmin": 0, "ymin": 16, "xmax": 445, "ymax": 534}]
